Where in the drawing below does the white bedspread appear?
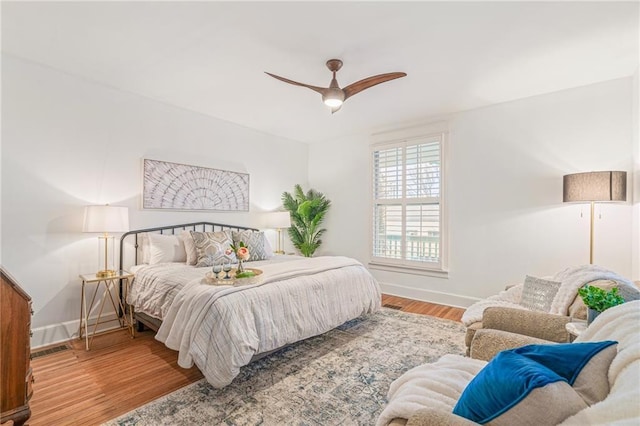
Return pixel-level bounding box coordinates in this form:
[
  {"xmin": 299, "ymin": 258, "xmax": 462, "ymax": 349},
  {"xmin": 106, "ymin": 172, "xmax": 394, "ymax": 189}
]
[{"xmin": 137, "ymin": 256, "xmax": 381, "ymax": 388}]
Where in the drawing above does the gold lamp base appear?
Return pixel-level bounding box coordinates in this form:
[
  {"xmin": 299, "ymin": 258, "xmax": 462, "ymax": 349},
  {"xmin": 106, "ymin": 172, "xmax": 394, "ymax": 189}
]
[
  {"xmin": 275, "ymin": 228, "xmax": 286, "ymax": 255},
  {"xmin": 96, "ymin": 269, "xmax": 117, "ymax": 278}
]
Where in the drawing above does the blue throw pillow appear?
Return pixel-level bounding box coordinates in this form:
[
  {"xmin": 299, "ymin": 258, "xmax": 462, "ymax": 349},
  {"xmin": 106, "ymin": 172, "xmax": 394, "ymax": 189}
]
[
  {"xmin": 453, "ymin": 341, "xmax": 616, "ymax": 424},
  {"xmin": 511, "ymin": 341, "xmax": 617, "ymax": 385}
]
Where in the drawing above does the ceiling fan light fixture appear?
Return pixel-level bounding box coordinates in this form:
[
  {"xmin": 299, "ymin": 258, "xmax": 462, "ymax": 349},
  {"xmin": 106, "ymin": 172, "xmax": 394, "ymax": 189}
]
[
  {"xmin": 323, "ymin": 97, "xmax": 343, "ymax": 108},
  {"xmin": 322, "ymin": 88, "xmax": 345, "ymax": 108}
]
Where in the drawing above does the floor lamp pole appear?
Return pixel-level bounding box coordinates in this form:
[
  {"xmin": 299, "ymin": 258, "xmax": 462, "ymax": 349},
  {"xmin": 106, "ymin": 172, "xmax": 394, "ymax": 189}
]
[{"xmin": 589, "ymin": 201, "xmax": 595, "ymax": 264}]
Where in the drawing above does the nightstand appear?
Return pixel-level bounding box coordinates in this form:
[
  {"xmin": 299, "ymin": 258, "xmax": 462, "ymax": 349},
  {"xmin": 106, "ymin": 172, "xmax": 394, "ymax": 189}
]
[
  {"xmin": 566, "ymin": 320, "xmax": 588, "ymax": 342},
  {"xmin": 79, "ymin": 271, "xmax": 135, "ymax": 350}
]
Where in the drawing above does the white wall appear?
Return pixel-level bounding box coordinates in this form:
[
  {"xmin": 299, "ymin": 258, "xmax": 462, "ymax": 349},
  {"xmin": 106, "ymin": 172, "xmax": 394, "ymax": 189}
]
[
  {"xmin": 2, "ymin": 55, "xmax": 309, "ymax": 347},
  {"xmin": 632, "ymin": 68, "xmax": 639, "ymax": 280},
  {"xmin": 309, "ymin": 78, "xmax": 636, "ymax": 307}
]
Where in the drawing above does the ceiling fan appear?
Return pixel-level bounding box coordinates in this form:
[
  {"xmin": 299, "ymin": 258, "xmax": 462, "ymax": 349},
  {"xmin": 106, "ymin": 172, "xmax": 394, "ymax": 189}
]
[{"xmin": 265, "ymin": 59, "xmax": 407, "ymax": 113}]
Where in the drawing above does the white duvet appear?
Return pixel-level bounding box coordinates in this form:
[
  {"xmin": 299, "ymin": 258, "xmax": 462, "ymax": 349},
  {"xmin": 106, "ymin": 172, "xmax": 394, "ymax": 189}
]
[{"xmin": 130, "ymin": 256, "xmax": 381, "ymax": 388}]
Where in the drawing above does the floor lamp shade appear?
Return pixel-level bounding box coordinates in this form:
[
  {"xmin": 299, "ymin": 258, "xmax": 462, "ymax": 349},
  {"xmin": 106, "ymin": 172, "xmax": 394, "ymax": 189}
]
[
  {"xmin": 266, "ymin": 212, "xmax": 291, "ymax": 255},
  {"xmin": 563, "ymin": 171, "xmax": 627, "ymax": 203},
  {"xmin": 83, "ymin": 205, "xmax": 130, "ymax": 277},
  {"xmin": 562, "ymin": 171, "xmax": 627, "ymax": 264}
]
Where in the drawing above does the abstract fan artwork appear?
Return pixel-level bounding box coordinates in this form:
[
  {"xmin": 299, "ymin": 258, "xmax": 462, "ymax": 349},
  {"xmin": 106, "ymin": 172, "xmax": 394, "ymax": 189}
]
[{"xmin": 143, "ymin": 159, "xmax": 249, "ymax": 211}]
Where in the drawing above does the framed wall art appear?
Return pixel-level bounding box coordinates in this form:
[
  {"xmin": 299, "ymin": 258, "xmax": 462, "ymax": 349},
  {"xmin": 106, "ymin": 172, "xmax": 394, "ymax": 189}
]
[{"xmin": 142, "ymin": 159, "xmax": 249, "ymax": 211}]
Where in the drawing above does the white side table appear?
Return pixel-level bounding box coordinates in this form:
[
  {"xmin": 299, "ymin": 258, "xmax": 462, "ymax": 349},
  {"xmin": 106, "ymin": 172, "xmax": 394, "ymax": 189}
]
[
  {"xmin": 79, "ymin": 271, "xmax": 134, "ymax": 350},
  {"xmin": 566, "ymin": 320, "xmax": 588, "ymax": 342}
]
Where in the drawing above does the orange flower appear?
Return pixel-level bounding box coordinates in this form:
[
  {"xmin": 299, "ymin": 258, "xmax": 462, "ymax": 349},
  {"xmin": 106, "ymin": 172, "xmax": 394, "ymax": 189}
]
[{"xmin": 237, "ymin": 246, "xmax": 250, "ymax": 261}]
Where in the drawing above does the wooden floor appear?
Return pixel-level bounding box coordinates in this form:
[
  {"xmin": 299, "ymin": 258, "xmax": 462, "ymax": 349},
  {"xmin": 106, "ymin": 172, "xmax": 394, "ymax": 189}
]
[{"xmin": 25, "ymin": 296, "xmax": 464, "ymax": 426}]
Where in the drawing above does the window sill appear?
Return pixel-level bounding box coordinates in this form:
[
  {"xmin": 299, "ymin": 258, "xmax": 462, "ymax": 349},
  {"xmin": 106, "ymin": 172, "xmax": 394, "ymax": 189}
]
[{"xmin": 368, "ymin": 261, "xmax": 449, "ymax": 278}]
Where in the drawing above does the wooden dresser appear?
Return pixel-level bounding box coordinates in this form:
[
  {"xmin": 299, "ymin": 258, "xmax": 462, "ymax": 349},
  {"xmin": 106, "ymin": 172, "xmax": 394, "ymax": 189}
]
[{"xmin": 1, "ymin": 268, "xmax": 33, "ymax": 426}]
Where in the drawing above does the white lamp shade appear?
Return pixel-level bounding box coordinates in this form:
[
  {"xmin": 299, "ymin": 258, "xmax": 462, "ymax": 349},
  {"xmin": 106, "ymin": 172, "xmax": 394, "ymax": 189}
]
[
  {"xmin": 266, "ymin": 211, "xmax": 291, "ymax": 229},
  {"xmin": 83, "ymin": 205, "xmax": 130, "ymax": 233}
]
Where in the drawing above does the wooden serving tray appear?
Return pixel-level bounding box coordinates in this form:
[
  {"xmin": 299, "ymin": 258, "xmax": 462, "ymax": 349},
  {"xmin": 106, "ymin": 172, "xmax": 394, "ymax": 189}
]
[{"xmin": 204, "ymin": 268, "xmax": 263, "ymax": 286}]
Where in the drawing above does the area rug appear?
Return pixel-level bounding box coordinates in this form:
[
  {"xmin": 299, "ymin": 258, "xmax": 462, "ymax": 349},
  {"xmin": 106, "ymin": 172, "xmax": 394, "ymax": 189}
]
[{"xmin": 104, "ymin": 308, "xmax": 466, "ymax": 426}]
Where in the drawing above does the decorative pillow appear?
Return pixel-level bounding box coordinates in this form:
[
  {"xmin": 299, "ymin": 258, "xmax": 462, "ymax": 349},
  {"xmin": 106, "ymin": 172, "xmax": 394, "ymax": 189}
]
[
  {"xmin": 138, "ymin": 232, "xmax": 151, "ymax": 264},
  {"xmin": 453, "ymin": 351, "xmax": 586, "ymax": 425},
  {"xmin": 232, "ymin": 230, "xmax": 272, "ymax": 261},
  {"xmin": 453, "ymin": 341, "xmax": 616, "ymax": 424},
  {"xmin": 519, "ymin": 275, "xmax": 562, "ymax": 312},
  {"xmin": 263, "ymin": 236, "xmax": 274, "ymax": 258},
  {"xmin": 511, "ymin": 341, "xmax": 617, "ymax": 406},
  {"xmin": 148, "ymin": 233, "xmax": 187, "ymax": 264},
  {"xmin": 180, "ymin": 230, "xmax": 198, "ymax": 266},
  {"xmin": 191, "ymin": 231, "xmax": 236, "ymax": 267}
]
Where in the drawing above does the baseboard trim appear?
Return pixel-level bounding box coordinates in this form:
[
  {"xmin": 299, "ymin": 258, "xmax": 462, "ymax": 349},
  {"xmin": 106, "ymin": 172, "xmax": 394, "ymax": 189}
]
[
  {"xmin": 31, "ymin": 312, "xmax": 122, "ymax": 350},
  {"xmin": 380, "ymin": 281, "xmax": 480, "ymax": 309}
]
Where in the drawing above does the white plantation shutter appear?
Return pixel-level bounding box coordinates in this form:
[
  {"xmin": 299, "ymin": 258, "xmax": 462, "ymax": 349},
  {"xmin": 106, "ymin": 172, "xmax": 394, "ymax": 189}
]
[{"xmin": 372, "ymin": 134, "xmax": 444, "ymax": 269}]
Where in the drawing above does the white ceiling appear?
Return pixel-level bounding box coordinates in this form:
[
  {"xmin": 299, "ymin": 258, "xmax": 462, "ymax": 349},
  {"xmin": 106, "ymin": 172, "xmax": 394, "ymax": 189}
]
[{"xmin": 2, "ymin": 1, "xmax": 638, "ymax": 144}]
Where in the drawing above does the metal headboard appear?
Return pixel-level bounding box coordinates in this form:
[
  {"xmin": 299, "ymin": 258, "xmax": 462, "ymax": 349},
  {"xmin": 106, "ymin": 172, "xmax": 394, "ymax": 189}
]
[{"xmin": 118, "ymin": 221, "xmax": 258, "ymax": 272}]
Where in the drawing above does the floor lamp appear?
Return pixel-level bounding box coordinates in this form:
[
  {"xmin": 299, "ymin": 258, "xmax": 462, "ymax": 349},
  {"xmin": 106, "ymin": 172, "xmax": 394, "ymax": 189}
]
[
  {"xmin": 563, "ymin": 171, "xmax": 627, "ymax": 264},
  {"xmin": 266, "ymin": 211, "xmax": 291, "ymax": 255}
]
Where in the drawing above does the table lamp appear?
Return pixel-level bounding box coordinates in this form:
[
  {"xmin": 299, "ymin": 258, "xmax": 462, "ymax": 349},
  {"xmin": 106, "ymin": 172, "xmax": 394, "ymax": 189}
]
[
  {"xmin": 563, "ymin": 171, "xmax": 627, "ymax": 264},
  {"xmin": 83, "ymin": 205, "xmax": 130, "ymax": 277},
  {"xmin": 266, "ymin": 211, "xmax": 291, "ymax": 255}
]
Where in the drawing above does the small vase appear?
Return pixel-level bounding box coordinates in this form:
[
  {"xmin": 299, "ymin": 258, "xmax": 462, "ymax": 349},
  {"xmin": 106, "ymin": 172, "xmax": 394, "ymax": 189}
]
[
  {"xmin": 237, "ymin": 260, "xmax": 244, "ymax": 274},
  {"xmin": 587, "ymin": 308, "xmax": 600, "ymax": 325}
]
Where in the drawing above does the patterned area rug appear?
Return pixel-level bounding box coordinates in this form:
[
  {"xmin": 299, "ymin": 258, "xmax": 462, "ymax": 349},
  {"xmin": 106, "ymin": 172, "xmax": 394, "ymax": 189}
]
[{"xmin": 104, "ymin": 308, "xmax": 466, "ymax": 426}]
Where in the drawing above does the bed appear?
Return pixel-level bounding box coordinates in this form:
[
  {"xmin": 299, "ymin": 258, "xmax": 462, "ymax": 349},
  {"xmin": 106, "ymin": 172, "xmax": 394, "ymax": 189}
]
[{"xmin": 119, "ymin": 222, "xmax": 382, "ymax": 388}]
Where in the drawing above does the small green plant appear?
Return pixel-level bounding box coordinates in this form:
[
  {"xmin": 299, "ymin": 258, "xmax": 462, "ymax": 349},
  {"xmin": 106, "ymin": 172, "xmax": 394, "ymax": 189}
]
[
  {"xmin": 577, "ymin": 285, "xmax": 625, "ymax": 313},
  {"xmin": 282, "ymin": 184, "xmax": 331, "ymax": 257}
]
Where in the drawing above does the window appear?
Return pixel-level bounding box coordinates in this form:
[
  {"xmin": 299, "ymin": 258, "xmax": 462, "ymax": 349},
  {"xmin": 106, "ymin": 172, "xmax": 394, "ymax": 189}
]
[{"xmin": 371, "ymin": 132, "xmax": 445, "ymax": 271}]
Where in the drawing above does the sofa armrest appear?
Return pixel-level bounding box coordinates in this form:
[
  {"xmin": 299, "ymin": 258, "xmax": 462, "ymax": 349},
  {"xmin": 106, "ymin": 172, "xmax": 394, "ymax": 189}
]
[
  {"xmin": 469, "ymin": 329, "xmax": 551, "ymax": 361},
  {"xmin": 483, "ymin": 307, "xmax": 571, "ymax": 343},
  {"xmin": 404, "ymin": 408, "xmax": 478, "ymax": 426}
]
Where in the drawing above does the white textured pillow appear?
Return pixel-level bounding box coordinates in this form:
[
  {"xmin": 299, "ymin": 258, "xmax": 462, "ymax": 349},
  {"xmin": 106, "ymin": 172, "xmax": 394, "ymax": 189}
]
[
  {"xmin": 138, "ymin": 232, "xmax": 151, "ymax": 264},
  {"xmin": 264, "ymin": 235, "xmax": 274, "ymax": 258},
  {"xmin": 180, "ymin": 230, "xmax": 198, "ymax": 266},
  {"xmin": 148, "ymin": 233, "xmax": 187, "ymax": 264},
  {"xmin": 520, "ymin": 275, "xmax": 562, "ymax": 312}
]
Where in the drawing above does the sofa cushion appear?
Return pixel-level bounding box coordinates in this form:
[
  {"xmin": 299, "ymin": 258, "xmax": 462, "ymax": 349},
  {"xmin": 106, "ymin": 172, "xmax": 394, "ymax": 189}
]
[
  {"xmin": 520, "ymin": 275, "xmax": 561, "ymax": 312},
  {"xmin": 453, "ymin": 341, "xmax": 616, "ymax": 424}
]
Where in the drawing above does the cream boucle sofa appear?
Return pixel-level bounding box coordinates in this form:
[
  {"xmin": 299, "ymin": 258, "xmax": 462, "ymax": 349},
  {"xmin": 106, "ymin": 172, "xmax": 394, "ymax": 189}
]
[{"xmin": 380, "ymin": 300, "xmax": 640, "ymax": 426}]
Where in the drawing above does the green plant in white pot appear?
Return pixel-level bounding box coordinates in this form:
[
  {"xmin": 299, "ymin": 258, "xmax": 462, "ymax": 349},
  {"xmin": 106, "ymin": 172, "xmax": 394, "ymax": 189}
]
[
  {"xmin": 281, "ymin": 184, "xmax": 331, "ymax": 257},
  {"xmin": 577, "ymin": 285, "xmax": 625, "ymax": 324}
]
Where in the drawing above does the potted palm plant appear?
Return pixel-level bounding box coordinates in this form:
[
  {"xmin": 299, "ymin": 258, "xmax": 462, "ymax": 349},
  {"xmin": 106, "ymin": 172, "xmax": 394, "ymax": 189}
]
[
  {"xmin": 281, "ymin": 184, "xmax": 331, "ymax": 257},
  {"xmin": 577, "ymin": 285, "xmax": 625, "ymax": 324}
]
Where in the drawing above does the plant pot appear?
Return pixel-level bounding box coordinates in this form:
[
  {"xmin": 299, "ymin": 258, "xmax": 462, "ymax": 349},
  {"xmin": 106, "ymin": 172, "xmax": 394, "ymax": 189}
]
[{"xmin": 587, "ymin": 308, "xmax": 601, "ymax": 325}]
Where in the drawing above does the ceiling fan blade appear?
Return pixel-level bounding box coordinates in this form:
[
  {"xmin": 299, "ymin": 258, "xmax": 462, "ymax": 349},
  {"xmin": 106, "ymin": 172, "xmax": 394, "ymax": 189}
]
[
  {"xmin": 342, "ymin": 72, "xmax": 407, "ymax": 100},
  {"xmin": 265, "ymin": 72, "xmax": 327, "ymax": 96}
]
